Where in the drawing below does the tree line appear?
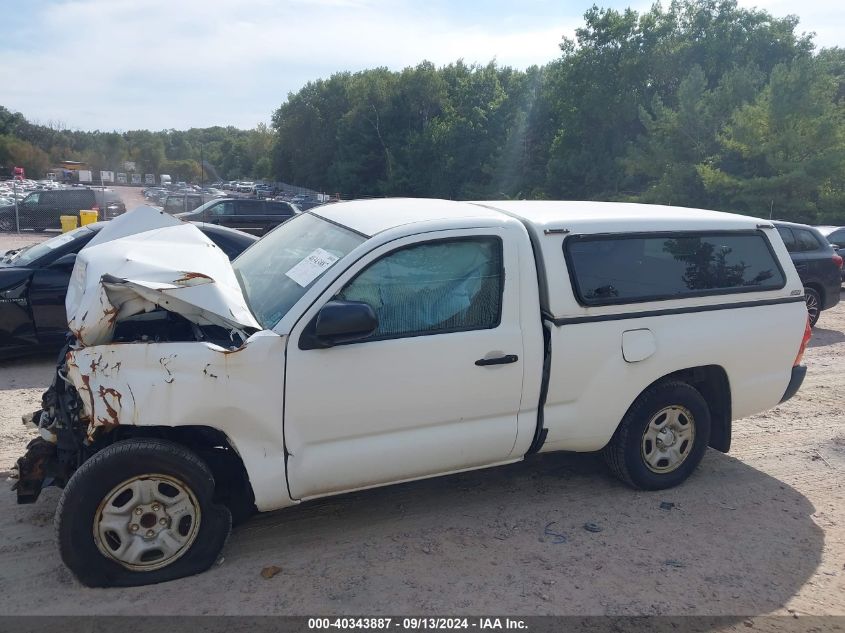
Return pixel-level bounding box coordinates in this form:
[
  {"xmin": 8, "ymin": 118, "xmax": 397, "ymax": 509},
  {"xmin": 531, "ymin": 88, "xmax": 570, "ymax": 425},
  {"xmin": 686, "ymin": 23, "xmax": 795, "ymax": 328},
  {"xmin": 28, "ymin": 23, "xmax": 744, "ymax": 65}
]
[
  {"xmin": 271, "ymin": 0, "xmax": 845, "ymax": 223},
  {"xmin": 0, "ymin": 110, "xmax": 275, "ymax": 183},
  {"xmin": 2, "ymin": 0, "xmax": 844, "ymax": 223}
]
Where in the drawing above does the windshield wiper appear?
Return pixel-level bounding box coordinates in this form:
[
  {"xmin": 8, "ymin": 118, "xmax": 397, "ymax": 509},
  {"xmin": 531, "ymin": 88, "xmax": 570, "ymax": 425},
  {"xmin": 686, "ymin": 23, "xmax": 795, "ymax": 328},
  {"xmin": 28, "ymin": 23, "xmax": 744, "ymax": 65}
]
[{"xmin": 3, "ymin": 245, "xmax": 32, "ymax": 264}]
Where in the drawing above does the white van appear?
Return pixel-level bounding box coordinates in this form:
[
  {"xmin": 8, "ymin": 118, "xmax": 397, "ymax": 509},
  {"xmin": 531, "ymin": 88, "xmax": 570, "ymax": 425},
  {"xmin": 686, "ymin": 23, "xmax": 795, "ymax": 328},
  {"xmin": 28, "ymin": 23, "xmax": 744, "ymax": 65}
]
[{"xmin": 13, "ymin": 200, "xmax": 810, "ymax": 586}]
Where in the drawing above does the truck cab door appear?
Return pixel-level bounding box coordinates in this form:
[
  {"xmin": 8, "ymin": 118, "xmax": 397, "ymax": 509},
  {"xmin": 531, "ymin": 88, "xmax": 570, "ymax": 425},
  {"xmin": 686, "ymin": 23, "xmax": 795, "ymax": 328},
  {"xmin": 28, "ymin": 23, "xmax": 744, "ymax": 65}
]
[{"xmin": 283, "ymin": 228, "xmax": 525, "ymax": 500}]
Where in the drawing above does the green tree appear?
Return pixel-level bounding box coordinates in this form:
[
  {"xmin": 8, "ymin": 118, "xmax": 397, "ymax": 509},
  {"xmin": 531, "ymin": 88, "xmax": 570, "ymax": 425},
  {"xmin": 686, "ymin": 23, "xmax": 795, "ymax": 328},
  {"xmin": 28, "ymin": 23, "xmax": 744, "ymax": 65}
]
[{"xmin": 698, "ymin": 57, "xmax": 845, "ymax": 223}]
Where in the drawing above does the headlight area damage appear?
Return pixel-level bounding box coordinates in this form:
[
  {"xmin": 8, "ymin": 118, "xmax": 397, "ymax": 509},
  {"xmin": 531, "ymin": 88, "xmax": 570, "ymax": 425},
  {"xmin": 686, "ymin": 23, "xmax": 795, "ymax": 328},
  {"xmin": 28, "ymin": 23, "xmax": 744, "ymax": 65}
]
[{"xmin": 12, "ymin": 207, "xmax": 267, "ymax": 504}]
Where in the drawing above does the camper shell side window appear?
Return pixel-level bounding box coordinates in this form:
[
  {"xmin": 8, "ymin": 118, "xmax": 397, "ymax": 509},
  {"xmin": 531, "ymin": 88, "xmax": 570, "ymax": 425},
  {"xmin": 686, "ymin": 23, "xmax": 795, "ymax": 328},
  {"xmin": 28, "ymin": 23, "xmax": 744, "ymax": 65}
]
[{"xmin": 564, "ymin": 230, "xmax": 787, "ymax": 306}]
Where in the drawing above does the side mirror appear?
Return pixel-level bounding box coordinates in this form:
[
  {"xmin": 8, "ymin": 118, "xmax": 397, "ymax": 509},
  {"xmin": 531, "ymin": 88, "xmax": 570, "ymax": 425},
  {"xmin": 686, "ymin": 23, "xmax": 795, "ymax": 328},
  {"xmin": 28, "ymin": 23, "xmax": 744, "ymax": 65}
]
[
  {"xmin": 299, "ymin": 300, "xmax": 378, "ymax": 350},
  {"xmin": 49, "ymin": 253, "xmax": 77, "ymax": 270}
]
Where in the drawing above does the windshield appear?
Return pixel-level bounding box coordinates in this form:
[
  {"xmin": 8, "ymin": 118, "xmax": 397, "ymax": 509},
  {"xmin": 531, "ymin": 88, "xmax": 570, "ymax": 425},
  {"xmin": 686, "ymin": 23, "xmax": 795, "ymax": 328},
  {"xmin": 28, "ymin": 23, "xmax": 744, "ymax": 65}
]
[
  {"xmin": 233, "ymin": 213, "xmax": 365, "ymax": 328},
  {"xmin": 2, "ymin": 226, "xmax": 94, "ymax": 267}
]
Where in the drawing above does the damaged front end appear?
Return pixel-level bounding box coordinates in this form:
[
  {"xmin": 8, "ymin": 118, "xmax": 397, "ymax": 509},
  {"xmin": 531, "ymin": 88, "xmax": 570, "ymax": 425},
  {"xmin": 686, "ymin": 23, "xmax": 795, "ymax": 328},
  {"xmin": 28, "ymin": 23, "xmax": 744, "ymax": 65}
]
[
  {"xmin": 13, "ymin": 350, "xmax": 88, "ymax": 503},
  {"xmin": 12, "ymin": 206, "xmax": 266, "ymax": 504}
]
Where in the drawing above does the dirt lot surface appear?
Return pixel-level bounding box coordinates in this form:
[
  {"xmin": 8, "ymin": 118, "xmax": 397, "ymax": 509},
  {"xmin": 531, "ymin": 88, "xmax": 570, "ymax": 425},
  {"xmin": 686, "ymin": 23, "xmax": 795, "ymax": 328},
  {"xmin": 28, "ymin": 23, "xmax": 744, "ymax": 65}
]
[{"xmin": 0, "ymin": 221, "xmax": 842, "ymax": 616}]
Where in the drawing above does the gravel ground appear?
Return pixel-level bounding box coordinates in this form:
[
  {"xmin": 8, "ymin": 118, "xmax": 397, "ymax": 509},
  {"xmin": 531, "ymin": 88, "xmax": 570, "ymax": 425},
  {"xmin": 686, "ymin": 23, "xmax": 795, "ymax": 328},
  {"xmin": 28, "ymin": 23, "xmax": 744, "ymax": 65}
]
[{"xmin": 0, "ymin": 224, "xmax": 842, "ymax": 617}]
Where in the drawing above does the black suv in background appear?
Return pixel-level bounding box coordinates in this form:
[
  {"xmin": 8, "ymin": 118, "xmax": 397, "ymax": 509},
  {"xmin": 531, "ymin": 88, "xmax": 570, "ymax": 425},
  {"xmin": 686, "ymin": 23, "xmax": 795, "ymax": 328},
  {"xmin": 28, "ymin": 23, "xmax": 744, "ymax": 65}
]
[
  {"xmin": 176, "ymin": 198, "xmax": 299, "ymax": 236},
  {"xmin": 774, "ymin": 221, "xmax": 843, "ymax": 326},
  {"xmin": 0, "ymin": 188, "xmax": 125, "ymax": 231}
]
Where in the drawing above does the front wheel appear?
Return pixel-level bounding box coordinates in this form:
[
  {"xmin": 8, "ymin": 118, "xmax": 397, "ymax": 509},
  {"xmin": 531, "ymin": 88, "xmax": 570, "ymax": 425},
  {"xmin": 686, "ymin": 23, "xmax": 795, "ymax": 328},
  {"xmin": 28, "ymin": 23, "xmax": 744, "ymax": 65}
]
[
  {"xmin": 603, "ymin": 381, "xmax": 711, "ymax": 490},
  {"xmin": 804, "ymin": 287, "xmax": 821, "ymax": 327},
  {"xmin": 56, "ymin": 438, "xmax": 231, "ymax": 587}
]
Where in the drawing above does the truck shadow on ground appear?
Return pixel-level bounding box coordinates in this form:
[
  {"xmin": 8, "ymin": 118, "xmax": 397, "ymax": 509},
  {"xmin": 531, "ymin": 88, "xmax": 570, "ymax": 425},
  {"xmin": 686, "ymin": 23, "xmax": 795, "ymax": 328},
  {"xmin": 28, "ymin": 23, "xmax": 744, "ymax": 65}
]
[
  {"xmin": 223, "ymin": 449, "xmax": 822, "ymax": 617},
  {"xmin": 808, "ymin": 326, "xmax": 845, "ymax": 347}
]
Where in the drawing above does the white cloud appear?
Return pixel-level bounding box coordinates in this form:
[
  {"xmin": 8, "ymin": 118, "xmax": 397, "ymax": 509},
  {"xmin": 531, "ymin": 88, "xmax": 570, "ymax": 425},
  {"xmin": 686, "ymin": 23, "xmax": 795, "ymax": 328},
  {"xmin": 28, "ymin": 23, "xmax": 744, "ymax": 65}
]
[
  {"xmin": 735, "ymin": 0, "xmax": 845, "ymax": 48},
  {"xmin": 2, "ymin": 0, "xmax": 840, "ymax": 131},
  {"xmin": 0, "ymin": 0, "xmax": 576, "ymax": 130}
]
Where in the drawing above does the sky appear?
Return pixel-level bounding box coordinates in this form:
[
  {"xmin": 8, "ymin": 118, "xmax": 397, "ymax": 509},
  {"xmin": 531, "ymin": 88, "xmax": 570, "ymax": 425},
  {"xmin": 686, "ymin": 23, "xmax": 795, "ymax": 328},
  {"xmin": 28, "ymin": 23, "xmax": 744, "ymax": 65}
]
[{"xmin": 0, "ymin": 0, "xmax": 842, "ymax": 132}]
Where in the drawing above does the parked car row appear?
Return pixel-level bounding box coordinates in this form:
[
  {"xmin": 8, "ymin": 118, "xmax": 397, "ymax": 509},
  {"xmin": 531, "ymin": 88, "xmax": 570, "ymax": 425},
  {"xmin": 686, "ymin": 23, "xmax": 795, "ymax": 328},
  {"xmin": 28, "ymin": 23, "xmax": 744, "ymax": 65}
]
[
  {"xmin": 143, "ymin": 184, "xmax": 227, "ymax": 207},
  {"xmin": 210, "ymin": 180, "xmax": 330, "ymax": 209}
]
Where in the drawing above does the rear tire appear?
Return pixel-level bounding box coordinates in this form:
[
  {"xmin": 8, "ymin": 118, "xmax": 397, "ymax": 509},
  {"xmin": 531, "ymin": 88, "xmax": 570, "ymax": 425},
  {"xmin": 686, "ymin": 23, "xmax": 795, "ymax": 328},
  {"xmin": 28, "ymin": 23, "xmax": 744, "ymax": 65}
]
[
  {"xmin": 804, "ymin": 286, "xmax": 821, "ymax": 327},
  {"xmin": 603, "ymin": 381, "xmax": 711, "ymax": 490},
  {"xmin": 56, "ymin": 438, "xmax": 231, "ymax": 587}
]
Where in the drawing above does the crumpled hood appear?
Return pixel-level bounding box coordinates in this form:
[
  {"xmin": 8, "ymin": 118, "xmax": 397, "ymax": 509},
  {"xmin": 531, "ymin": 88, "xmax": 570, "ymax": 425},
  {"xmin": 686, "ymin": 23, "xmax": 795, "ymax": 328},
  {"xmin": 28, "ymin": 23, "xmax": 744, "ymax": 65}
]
[{"xmin": 66, "ymin": 205, "xmax": 261, "ymax": 346}]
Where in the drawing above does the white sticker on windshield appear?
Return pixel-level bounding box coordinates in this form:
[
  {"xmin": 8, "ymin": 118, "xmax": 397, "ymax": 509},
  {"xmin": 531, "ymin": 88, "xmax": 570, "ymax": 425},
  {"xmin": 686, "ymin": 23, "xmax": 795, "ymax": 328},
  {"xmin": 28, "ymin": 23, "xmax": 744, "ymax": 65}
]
[
  {"xmin": 43, "ymin": 233, "xmax": 79, "ymax": 250},
  {"xmin": 285, "ymin": 248, "xmax": 340, "ymax": 287}
]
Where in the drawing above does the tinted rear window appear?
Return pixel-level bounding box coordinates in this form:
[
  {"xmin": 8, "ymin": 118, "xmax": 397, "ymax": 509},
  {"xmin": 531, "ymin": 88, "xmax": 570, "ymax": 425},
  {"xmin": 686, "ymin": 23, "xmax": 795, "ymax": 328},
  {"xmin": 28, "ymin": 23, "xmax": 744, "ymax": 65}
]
[
  {"xmin": 565, "ymin": 232, "xmax": 786, "ymax": 306},
  {"xmin": 794, "ymin": 229, "xmax": 823, "ymax": 252}
]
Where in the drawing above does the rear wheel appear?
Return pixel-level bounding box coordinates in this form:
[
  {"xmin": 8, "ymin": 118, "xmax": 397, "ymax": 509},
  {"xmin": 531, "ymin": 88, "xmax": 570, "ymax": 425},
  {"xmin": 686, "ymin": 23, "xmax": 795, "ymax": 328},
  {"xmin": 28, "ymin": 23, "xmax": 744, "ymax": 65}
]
[
  {"xmin": 603, "ymin": 381, "xmax": 711, "ymax": 490},
  {"xmin": 56, "ymin": 438, "xmax": 231, "ymax": 587},
  {"xmin": 804, "ymin": 286, "xmax": 821, "ymax": 327}
]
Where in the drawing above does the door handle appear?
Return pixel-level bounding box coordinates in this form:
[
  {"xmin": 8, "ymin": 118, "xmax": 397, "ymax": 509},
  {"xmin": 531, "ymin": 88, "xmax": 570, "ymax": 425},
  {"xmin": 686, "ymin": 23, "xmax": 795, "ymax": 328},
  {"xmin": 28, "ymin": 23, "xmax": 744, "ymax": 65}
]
[{"xmin": 475, "ymin": 354, "xmax": 519, "ymax": 366}]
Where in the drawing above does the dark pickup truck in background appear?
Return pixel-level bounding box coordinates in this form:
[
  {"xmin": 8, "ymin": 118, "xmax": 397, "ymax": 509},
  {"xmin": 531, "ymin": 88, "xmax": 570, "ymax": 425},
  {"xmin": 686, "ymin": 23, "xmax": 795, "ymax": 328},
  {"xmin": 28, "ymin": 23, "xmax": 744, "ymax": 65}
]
[
  {"xmin": 0, "ymin": 188, "xmax": 125, "ymax": 231},
  {"xmin": 176, "ymin": 197, "xmax": 299, "ymax": 236}
]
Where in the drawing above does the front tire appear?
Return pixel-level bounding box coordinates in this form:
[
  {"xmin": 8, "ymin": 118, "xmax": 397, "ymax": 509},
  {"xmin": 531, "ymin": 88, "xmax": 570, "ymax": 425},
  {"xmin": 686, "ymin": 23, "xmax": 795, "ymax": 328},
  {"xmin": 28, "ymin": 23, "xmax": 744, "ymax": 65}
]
[
  {"xmin": 56, "ymin": 438, "xmax": 231, "ymax": 587},
  {"xmin": 603, "ymin": 381, "xmax": 711, "ymax": 490}
]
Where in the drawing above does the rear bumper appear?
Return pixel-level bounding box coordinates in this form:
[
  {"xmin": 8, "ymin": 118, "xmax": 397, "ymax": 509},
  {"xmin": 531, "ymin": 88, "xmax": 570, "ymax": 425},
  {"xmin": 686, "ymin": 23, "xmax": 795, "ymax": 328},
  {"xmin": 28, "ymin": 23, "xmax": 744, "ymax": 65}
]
[
  {"xmin": 822, "ymin": 284, "xmax": 841, "ymax": 310},
  {"xmin": 780, "ymin": 365, "xmax": 807, "ymax": 404}
]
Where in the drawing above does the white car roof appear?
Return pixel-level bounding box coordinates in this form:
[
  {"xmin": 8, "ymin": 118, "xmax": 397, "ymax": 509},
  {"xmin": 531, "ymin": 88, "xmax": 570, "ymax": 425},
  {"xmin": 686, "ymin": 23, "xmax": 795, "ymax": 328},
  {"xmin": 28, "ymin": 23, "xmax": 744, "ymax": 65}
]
[
  {"xmin": 311, "ymin": 198, "xmax": 507, "ymax": 237},
  {"xmin": 311, "ymin": 198, "xmax": 766, "ymax": 237}
]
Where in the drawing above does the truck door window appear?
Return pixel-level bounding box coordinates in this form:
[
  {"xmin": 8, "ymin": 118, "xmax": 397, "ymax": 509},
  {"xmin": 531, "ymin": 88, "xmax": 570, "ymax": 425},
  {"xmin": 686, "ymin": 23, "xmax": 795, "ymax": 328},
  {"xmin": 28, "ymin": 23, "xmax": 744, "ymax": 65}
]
[{"xmin": 337, "ymin": 237, "xmax": 503, "ymax": 340}]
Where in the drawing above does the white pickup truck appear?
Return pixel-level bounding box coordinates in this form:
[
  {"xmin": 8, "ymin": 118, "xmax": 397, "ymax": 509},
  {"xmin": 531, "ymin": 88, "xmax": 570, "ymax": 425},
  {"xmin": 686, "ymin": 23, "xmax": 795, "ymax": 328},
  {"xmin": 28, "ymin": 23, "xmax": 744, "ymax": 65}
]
[{"xmin": 13, "ymin": 199, "xmax": 810, "ymax": 587}]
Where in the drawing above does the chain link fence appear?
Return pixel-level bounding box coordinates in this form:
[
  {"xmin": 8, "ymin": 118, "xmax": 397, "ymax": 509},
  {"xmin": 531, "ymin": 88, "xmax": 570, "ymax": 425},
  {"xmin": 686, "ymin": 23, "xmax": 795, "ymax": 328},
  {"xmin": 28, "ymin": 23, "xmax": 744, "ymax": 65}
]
[{"xmin": 0, "ymin": 185, "xmax": 126, "ymax": 232}]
